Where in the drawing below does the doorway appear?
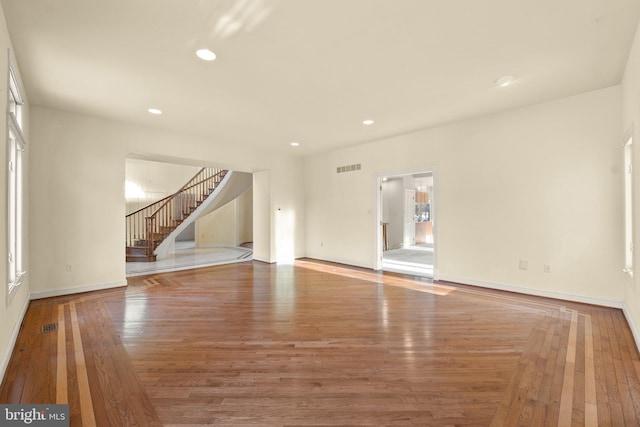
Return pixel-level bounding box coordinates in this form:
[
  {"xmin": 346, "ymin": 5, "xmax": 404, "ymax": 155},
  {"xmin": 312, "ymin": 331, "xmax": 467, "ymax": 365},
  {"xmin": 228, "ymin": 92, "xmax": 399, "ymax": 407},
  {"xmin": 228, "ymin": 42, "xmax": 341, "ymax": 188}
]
[
  {"xmin": 376, "ymin": 169, "xmax": 437, "ymax": 279},
  {"xmin": 124, "ymin": 157, "xmax": 254, "ymax": 276}
]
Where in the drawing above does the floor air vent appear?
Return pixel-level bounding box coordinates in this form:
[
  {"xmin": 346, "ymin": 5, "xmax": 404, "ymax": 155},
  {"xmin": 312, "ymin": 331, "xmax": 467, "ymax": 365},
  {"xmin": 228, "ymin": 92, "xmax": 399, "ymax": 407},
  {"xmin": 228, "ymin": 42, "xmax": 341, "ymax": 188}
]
[{"xmin": 41, "ymin": 322, "xmax": 58, "ymax": 333}]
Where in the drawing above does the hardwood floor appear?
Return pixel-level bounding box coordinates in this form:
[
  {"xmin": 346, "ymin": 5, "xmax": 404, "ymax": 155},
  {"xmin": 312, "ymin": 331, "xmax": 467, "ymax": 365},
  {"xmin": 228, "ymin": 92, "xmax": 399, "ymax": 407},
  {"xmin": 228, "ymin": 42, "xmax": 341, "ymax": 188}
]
[{"xmin": 2, "ymin": 259, "xmax": 640, "ymax": 426}]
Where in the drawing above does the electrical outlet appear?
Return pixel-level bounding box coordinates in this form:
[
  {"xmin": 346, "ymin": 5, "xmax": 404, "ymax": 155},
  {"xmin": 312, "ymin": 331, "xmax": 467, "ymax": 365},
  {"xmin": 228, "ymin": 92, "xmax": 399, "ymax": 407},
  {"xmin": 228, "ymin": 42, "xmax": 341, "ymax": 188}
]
[
  {"xmin": 544, "ymin": 264, "xmax": 552, "ymax": 273},
  {"xmin": 519, "ymin": 259, "xmax": 528, "ymax": 270},
  {"xmin": 65, "ymin": 264, "xmax": 72, "ymax": 272}
]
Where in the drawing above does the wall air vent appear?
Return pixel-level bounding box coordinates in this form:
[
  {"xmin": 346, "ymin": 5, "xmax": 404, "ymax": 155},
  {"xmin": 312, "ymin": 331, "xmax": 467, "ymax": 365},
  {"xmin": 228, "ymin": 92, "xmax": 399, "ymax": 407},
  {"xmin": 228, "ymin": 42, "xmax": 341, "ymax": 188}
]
[{"xmin": 337, "ymin": 164, "xmax": 362, "ymax": 174}]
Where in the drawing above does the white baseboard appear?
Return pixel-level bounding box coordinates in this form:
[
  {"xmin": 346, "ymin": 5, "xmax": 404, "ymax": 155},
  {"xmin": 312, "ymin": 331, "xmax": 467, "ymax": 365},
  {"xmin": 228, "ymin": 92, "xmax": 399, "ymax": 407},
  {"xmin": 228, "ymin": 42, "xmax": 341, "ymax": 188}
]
[
  {"xmin": 30, "ymin": 280, "xmax": 127, "ymax": 300},
  {"xmin": 302, "ymin": 255, "xmax": 372, "ymax": 270},
  {"xmin": 438, "ymin": 274, "xmax": 623, "ymax": 309},
  {"xmin": 254, "ymin": 255, "xmax": 307, "ymax": 265},
  {"xmin": 0, "ymin": 295, "xmax": 30, "ymax": 386},
  {"xmin": 622, "ymin": 302, "xmax": 640, "ymax": 355}
]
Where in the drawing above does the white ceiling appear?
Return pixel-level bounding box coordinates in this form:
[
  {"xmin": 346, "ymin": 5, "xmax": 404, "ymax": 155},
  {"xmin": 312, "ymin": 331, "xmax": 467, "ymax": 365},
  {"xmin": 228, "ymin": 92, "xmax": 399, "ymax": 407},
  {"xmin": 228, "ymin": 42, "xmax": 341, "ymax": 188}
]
[{"xmin": 2, "ymin": 0, "xmax": 639, "ymax": 156}]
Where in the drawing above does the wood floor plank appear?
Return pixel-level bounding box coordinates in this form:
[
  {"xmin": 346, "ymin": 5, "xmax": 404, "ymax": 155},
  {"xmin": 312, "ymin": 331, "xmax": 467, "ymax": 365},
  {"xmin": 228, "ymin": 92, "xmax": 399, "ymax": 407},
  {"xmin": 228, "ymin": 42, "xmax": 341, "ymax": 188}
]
[
  {"xmin": 56, "ymin": 303, "xmax": 68, "ymax": 404},
  {"xmin": 584, "ymin": 314, "xmax": 598, "ymax": 427},
  {"xmin": 610, "ymin": 310, "xmax": 640, "ymax": 423},
  {"xmin": 607, "ymin": 311, "xmax": 639, "ymax": 427},
  {"xmin": 89, "ymin": 298, "xmax": 161, "ymax": 426},
  {"xmin": 69, "ymin": 302, "xmax": 97, "ymax": 427},
  {"xmin": 558, "ymin": 309, "xmax": 578, "ymax": 426},
  {"xmin": 2, "ymin": 260, "xmax": 640, "ymax": 425},
  {"xmin": 590, "ymin": 308, "xmax": 611, "ymax": 426},
  {"xmin": 19, "ymin": 299, "xmax": 47, "ymax": 403},
  {"xmin": 597, "ymin": 310, "xmax": 625, "ymax": 426},
  {"xmin": 542, "ymin": 316, "xmax": 566, "ymax": 427}
]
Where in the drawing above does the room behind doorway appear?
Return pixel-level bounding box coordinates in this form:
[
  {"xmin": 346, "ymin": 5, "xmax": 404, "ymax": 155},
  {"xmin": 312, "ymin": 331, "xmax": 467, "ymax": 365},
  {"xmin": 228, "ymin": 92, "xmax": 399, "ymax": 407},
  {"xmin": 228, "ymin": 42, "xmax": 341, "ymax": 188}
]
[{"xmin": 378, "ymin": 170, "xmax": 436, "ymax": 278}]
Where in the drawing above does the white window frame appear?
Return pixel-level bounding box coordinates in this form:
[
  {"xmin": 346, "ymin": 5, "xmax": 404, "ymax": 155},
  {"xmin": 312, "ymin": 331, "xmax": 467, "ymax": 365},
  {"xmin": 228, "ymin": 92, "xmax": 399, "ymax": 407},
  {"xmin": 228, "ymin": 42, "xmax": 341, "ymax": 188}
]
[
  {"xmin": 7, "ymin": 59, "xmax": 25, "ymax": 302},
  {"xmin": 8, "ymin": 66, "xmax": 22, "ymax": 130},
  {"xmin": 624, "ymin": 133, "xmax": 634, "ymax": 278}
]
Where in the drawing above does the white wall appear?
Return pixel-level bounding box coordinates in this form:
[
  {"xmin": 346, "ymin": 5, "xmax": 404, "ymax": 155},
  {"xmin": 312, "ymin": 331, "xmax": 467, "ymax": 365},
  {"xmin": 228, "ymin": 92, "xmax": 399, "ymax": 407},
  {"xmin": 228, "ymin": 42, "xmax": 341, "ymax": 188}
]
[
  {"xmin": 622, "ymin": 21, "xmax": 640, "ymax": 350},
  {"xmin": 0, "ymin": 6, "xmax": 30, "ymax": 382},
  {"xmin": 29, "ymin": 107, "xmax": 305, "ymax": 295},
  {"xmin": 253, "ymin": 170, "xmax": 272, "ymax": 262},
  {"xmin": 238, "ymin": 188, "xmax": 253, "ymax": 244},
  {"xmin": 197, "ymin": 200, "xmax": 237, "ymax": 246},
  {"xmin": 270, "ymin": 155, "xmax": 306, "ymax": 263},
  {"xmin": 30, "ymin": 109, "xmax": 129, "ymax": 295},
  {"xmin": 306, "ymin": 86, "xmax": 623, "ymax": 305},
  {"xmin": 196, "ymin": 188, "xmax": 253, "ymax": 247}
]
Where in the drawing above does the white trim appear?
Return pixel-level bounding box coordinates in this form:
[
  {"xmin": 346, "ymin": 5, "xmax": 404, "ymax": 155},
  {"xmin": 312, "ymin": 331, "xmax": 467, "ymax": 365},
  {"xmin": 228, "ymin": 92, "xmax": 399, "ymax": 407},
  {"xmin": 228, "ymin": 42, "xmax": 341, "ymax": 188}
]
[
  {"xmin": 29, "ymin": 280, "xmax": 127, "ymax": 300},
  {"xmin": 623, "ymin": 133, "xmax": 634, "ymax": 276},
  {"xmin": 622, "ymin": 302, "xmax": 640, "ymax": 355},
  {"xmin": 306, "ymin": 255, "xmax": 372, "ymax": 271},
  {"xmin": 234, "ymin": 198, "xmax": 239, "ymax": 246},
  {"xmin": 438, "ymin": 274, "xmax": 623, "ymax": 309},
  {"xmin": 252, "ymin": 257, "xmax": 276, "ymax": 264},
  {"xmin": 374, "ymin": 177, "xmax": 382, "ymax": 270},
  {"xmin": 0, "ymin": 294, "xmax": 29, "ymax": 385},
  {"xmin": 623, "ymin": 125, "xmax": 634, "ymax": 148}
]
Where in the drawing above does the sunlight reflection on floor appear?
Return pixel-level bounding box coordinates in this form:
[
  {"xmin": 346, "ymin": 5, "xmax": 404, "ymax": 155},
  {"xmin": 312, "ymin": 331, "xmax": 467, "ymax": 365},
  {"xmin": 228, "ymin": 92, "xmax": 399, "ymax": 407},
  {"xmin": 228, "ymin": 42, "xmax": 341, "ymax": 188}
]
[{"xmin": 295, "ymin": 259, "xmax": 454, "ymax": 296}]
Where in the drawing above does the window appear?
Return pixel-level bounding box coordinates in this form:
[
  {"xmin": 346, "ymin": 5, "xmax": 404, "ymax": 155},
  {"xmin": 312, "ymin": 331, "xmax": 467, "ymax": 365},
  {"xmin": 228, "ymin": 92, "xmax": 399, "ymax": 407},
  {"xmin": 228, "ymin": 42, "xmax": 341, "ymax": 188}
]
[
  {"xmin": 7, "ymin": 63, "xmax": 25, "ymax": 301},
  {"xmin": 624, "ymin": 134, "xmax": 633, "ymax": 277},
  {"xmin": 8, "ymin": 67, "xmax": 22, "ymax": 129}
]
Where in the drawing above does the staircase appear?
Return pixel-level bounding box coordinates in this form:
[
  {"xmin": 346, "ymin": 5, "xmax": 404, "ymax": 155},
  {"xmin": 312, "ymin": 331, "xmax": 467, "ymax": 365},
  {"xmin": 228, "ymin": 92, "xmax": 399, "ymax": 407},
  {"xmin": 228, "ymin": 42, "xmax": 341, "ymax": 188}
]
[{"xmin": 126, "ymin": 168, "xmax": 228, "ymax": 262}]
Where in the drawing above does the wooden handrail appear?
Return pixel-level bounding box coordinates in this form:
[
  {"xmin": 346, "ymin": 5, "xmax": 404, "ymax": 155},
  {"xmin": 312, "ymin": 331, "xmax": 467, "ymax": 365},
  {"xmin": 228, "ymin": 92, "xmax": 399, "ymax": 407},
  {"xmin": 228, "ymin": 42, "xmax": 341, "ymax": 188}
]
[
  {"xmin": 125, "ymin": 168, "xmax": 228, "ymax": 259},
  {"xmin": 149, "ymin": 169, "xmax": 226, "ymax": 218},
  {"xmin": 125, "ymin": 193, "xmax": 173, "ymax": 218},
  {"xmin": 125, "ymin": 167, "xmax": 214, "ymax": 219}
]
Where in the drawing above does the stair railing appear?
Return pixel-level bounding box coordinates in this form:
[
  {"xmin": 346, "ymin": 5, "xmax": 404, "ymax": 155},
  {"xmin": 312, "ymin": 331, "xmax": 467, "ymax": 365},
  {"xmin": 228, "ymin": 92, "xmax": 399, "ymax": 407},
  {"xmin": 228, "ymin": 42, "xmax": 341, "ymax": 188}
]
[{"xmin": 125, "ymin": 168, "xmax": 228, "ymax": 258}]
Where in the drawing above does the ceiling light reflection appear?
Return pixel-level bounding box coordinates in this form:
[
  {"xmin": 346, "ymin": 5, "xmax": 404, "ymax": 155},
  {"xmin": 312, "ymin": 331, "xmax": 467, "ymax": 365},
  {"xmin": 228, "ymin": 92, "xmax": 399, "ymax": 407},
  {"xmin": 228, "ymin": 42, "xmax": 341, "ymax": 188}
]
[{"xmin": 495, "ymin": 75, "xmax": 516, "ymax": 87}]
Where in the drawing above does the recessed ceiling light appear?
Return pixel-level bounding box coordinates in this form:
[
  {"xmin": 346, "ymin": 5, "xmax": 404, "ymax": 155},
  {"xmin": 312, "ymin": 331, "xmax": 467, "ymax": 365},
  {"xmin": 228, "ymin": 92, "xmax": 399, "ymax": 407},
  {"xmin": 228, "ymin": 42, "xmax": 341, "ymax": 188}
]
[
  {"xmin": 147, "ymin": 108, "xmax": 162, "ymax": 115},
  {"xmin": 495, "ymin": 75, "xmax": 516, "ymax": 87},
  {"xmin": 196, "ymin": 49, "xmax": 217, "ymax": 61},
  {"xmin": 362, "ymin": 119, "xmax": 375, "ymax": 125},
  {"xmin": 290, "ymin": 142, "xmax": 300, "ymax": 147}
]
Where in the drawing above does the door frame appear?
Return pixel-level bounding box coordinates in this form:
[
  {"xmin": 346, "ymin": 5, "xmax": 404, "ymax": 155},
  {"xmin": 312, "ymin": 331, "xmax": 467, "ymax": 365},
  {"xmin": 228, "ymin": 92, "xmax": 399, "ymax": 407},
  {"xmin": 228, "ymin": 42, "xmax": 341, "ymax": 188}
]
[
  {"xmin": 404, "ymin": 189, "xmax": 416, "ymax": 248},
  {"xmin": 374, "ymin": 165, "xmax": 439, "ymax": 280}
]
